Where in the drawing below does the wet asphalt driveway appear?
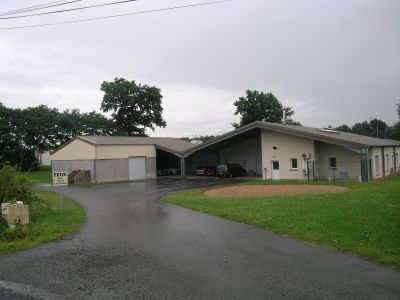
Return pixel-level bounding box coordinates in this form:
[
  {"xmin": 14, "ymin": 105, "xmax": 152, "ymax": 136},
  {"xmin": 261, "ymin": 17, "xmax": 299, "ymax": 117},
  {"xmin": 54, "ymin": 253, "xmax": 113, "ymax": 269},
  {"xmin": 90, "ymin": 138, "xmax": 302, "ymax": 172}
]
[{"xmin": 0, "ymin": 178, "xmax": 400, "ymax": 299}]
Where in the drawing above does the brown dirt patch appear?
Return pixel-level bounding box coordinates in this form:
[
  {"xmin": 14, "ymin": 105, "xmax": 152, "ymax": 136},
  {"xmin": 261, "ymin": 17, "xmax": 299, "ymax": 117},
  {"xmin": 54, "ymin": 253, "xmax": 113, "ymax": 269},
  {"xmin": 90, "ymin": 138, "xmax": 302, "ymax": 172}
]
[{"xmin": 204, "ymin": 185, "xmax": 349, "ymax": 197}]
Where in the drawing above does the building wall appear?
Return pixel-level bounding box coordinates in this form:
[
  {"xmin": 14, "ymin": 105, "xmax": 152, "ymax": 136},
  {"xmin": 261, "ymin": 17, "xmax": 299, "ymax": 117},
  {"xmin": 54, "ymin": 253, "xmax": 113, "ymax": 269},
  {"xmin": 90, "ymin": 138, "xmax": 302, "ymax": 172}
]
[
  {"xmin": 219, "ymin": 136, "xmax": 262, "ymax": 176},
  {"xmin": 146, "ymin": 157, "xmax": 157, "ymax": 178},
  {"xmin": 95, "ymin": 159, "xmax": 128, "ymax": 182},
  {"xmin": 261, "ymin": 130, "xmax": 314, "ymax": 180},
  {"xmin": 316, "ymin": 143, "xmax": 361, "ymax": 181},
  {"xmin": 40, "ymin": 151, "xmax": 51, "ymax": 165},
  {"xmin": 96, "ymin": 145, "xmax": 156, "ymax": 159},
  {"xmin": 51, "ymin": 160, "xmax": 95, "ymax": 182},
  {"xmin": 369, "ymin": 146, "xmax": 400, "ymax": 179},
  {"xmin": 51, "ymin": 139, "xmax": 95, "ymax": 160}
]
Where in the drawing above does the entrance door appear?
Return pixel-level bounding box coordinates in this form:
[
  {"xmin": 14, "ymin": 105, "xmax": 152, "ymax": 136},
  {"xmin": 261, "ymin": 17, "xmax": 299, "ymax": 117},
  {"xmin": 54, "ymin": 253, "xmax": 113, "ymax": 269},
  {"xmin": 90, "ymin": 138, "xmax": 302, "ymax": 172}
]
[
  {"xmin": 271, "ymin": 161, "xmax": 280, "ymax": 180},
  {"xmin": 128, "ymin": 157, "xmax": 146, "ymax": 180}
]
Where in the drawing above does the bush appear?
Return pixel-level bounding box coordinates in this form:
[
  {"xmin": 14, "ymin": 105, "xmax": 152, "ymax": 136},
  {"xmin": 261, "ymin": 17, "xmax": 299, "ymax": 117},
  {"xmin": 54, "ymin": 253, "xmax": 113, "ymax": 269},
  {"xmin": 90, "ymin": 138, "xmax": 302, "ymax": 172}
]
[
  {"xmin": 0, "ymin": 165, "xmax": 34, "ymax": 205},
  {"xmin": 0, "ymin": 217, "xmax": 27, "ymax": 241},
  {"xmin": 0, "ymin": 216, "xmax": 8, "ymax": 240}
]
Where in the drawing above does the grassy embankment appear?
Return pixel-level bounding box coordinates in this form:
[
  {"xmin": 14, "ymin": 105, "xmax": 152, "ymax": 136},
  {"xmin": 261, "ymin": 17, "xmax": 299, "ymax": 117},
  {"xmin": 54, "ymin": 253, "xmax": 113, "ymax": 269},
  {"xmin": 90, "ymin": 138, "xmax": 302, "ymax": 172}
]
[
  {"xmin": 0, "ymin": 166, "xmax": 84, "ymax": 254},
  {"xmin": 162, "ymin": 176, "xmax": 400, "ymax": 268}
]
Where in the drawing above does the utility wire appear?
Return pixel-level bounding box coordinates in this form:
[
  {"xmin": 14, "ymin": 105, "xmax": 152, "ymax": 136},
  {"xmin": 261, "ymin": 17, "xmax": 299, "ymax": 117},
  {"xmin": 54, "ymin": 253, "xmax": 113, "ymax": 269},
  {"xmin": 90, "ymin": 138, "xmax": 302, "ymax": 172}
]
[
  {"xmin": 0, "ymin": 0, "xmax": 234, "ymax": 30},
  {"xmin": 0, "ymin": 0, "xmax": 84, "ymax": 17},
  {"xmin": 0, "ymin": 0, "xmax": 139, "ymax": 20}
]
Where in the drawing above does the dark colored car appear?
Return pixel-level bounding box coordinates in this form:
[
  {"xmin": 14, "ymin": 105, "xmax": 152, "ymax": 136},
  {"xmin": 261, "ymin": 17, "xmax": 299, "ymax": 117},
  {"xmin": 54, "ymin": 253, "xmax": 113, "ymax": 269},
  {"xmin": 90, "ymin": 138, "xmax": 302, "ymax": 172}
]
[
  {"xmin": 204, "ymin": 166, "xmax": 217, "ymax": 177},
  {"xmin": 217, "ymin": 163, "xmax": 247, "ymax": 178},
  {"xmin": 196, "ymin": 165, "xmax": 217, "ymax": 176}
]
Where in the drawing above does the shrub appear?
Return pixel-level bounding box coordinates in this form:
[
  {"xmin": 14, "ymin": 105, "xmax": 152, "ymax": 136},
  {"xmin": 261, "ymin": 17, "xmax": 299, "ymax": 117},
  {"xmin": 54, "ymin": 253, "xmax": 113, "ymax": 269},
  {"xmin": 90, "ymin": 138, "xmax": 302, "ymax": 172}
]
[{"xmin": 0, "ymin": 165, "xmax": 34, "ymax": 205}]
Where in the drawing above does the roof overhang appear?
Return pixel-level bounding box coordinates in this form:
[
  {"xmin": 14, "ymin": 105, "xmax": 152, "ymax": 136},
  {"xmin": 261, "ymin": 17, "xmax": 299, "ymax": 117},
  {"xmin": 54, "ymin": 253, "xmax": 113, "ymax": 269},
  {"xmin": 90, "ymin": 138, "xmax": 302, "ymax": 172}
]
[{"xmin": 181, "ymin": 122, "xmax": 371, "ymax": 157}]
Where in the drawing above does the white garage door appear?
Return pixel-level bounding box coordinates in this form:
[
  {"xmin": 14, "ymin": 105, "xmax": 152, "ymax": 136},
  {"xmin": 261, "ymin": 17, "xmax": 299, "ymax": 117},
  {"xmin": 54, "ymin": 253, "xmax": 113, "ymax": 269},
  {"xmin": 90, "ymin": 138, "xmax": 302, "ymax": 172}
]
[{"xmin": 128, "ymin": 157, "xmax": 146, "ymax": 180}]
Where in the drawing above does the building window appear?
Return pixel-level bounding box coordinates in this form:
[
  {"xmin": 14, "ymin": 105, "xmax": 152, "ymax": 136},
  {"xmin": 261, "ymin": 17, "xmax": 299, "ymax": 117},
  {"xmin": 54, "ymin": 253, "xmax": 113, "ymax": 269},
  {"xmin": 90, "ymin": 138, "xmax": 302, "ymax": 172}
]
[
  {"xmin": 329, "ymin": 157, "xmax": 337, "ymax": 169},
  {"xmin": 290, "ymin": 158, "xmax": 298, "ymax": 170},
  {"xmin": 375, "ymin": 155, "xmax": 380, "ymax": 175}
]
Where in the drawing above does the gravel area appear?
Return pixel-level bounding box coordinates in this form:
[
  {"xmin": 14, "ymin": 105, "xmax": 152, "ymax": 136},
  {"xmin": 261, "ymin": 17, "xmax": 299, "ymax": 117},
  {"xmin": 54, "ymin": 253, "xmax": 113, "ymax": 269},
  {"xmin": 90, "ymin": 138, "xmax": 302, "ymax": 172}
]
[{"xmin": 204, "ymin": 184, "xmax": 349, "ymax": 197}]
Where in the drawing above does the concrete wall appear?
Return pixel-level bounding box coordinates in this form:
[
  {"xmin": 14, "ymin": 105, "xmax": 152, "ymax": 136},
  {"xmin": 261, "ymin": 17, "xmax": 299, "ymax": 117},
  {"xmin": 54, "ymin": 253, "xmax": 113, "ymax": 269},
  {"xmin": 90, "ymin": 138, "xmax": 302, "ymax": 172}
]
[
  {"xmin": 219, "ymin": 136, "xmax": 262, "ymax": 175},
  {"xmin": 51, "ymin": 160, "xmax": 95, "ymax": 182},
  {"xmin": 95, "ymin": 157, "xmax": 156, "ymax": 182},
  {"xmin": 97, "ymin": 145, "xmax": 156, "ymax": 159},
  {"xmin": 51, "ymin": 139, "xmax": 95, "ymax": 160},
  {"xmin": 261, "ymin": 130, "xmax": 314, "ymax": 180},
  {"xmin": 316, "ymin": 143, "xmax": 361, "ymax": 181},
  {"xmin": 146, "ymin": 157, "xmax": 157, "ymax": 178},
  {"xmin": 95, "ymin": 159, "xmax": 128, "ymax": 182}
]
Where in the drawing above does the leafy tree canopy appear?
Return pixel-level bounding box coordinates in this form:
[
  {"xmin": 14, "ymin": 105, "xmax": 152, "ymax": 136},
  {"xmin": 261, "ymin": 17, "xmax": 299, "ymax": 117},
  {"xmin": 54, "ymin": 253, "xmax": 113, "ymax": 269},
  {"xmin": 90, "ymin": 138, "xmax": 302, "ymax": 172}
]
[
  {"xmin": 181, "ymin": 135, "xmax": 219, "ymax": 143},
  {"xmin": 0, "ymin": 103, "xmax": 114, "ymax": 170},
  {"xmin": 232, "ymin": 90, "xmax": 298, "ymax": 128},
  {"xmin": 100, "ymin": 78, "xmax": 166, "ymax": 136},
  {"xmin": 336, "ymin": 118, "xmax": 397, "ymax": 140}
]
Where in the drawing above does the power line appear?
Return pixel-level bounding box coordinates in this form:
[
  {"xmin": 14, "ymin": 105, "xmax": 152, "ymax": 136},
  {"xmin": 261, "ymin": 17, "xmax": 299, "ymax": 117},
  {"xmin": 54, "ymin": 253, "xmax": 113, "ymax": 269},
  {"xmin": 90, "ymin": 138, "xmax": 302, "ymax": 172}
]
[
  {"xmin": 0, "ymin": 0, "xmax": 84, "ymax": 17},
  {"xmin": 0, "ymin": 0, "xmax": 139, "ymax": 20},
  {"xmin": 0, "ymin": 0, "xmax": 235, "ymax": 30}
]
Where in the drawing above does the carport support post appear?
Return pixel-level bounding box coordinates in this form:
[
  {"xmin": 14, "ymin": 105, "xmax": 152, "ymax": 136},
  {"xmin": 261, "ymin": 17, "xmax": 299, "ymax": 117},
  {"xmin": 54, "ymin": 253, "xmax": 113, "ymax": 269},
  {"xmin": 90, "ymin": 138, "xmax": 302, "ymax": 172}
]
[{"xmin": 180, "ymin": 157, "xmax": 186, "ymax": 178}]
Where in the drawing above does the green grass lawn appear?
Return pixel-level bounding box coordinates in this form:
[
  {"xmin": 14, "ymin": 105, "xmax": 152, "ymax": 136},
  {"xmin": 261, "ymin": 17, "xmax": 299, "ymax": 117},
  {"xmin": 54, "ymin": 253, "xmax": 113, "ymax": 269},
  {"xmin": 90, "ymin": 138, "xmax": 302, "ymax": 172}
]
[
  {"xmin": 162, "ymin": 176, "xmax": 400, "ymax": 268},
  {"xmin": 22, "ymin": 165, "xmax": 52, "ymax": 184},
  {"xmin": 0, "ymin": 189, "xmax": 85, "ymax": 254}
]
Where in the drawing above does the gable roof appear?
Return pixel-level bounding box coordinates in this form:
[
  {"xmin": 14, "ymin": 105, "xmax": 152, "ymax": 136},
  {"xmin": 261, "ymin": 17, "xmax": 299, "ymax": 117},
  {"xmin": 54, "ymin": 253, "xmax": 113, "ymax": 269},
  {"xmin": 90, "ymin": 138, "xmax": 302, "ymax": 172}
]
[
  {"xmin": 182, "ymin": 121, "xmax": 400, "ymax": 156},
  {"xmin": 52, "ymin": 136, "xmax": 193, "ymax": 156}
]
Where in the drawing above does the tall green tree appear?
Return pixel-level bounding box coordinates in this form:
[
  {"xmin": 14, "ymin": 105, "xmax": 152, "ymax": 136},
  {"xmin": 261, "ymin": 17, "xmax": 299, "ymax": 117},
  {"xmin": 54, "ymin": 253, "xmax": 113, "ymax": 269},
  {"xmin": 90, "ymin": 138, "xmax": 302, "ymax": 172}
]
[
  {"xmin": 232, "ymin": 90, "xmax": 297, "ymax": 128},
  {"xmin": 100, "ymin": 78, "xmax": 167, "ymax": 136},
  {"xmin": 335, "ymin": 124, "xmax": 352, "ymax": 132},
  {"xmin": 0, "ymin": 103, "xmax": 116, "ymax": 170}
]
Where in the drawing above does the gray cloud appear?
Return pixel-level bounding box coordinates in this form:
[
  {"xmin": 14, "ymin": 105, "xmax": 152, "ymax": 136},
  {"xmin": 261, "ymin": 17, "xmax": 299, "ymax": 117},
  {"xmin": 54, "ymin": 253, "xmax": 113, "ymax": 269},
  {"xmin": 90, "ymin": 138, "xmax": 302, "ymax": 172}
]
[{"xmin": 0, "ymin": 0, "xmax": 399, "ymax": 137}]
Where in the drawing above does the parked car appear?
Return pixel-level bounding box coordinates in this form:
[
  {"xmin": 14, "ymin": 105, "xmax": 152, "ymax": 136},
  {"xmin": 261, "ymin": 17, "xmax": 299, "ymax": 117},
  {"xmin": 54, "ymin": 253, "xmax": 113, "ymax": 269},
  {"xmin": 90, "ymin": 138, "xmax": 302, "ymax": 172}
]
[
  {"xmin": 204, "ymin": 165, "xmax": 217, "ymax": 177},
  {"xmin": 166, "ymin": 167, "xmax": 180, "ymax": 175},
  {"xmin": 217, "ymin": 163, "xmax": 247, "ymax": 178},
  {"xmin": 195, "ymin": 166, "xmax": 207, "ymax": 176},
  {"xmin": 196, "ymin": 165, "xmax": 217, "ymax": 176}
]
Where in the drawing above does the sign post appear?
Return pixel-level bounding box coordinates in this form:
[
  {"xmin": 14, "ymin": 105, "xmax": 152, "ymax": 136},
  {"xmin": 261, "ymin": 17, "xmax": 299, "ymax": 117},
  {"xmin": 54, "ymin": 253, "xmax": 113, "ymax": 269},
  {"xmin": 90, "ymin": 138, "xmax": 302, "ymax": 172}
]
[{"xmin": 52, "ymin": 171, "xmax": 68, "ymax": 214}]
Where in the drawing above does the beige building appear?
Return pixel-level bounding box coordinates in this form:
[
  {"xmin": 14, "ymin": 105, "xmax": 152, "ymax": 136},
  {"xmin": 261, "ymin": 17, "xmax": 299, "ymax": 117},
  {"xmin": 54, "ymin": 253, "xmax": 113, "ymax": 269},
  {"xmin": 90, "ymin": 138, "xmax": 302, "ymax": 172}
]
[
  {"xmin": 51, "ymin": 136, "xmax": 193, "ymax": 182},
  {"xmin": 182, "ymin": 121, "xmax": 400, "ymax": 182},
  {"xmin": 51, "ymin": 121, "xmax": 400, "ymax": 183}
]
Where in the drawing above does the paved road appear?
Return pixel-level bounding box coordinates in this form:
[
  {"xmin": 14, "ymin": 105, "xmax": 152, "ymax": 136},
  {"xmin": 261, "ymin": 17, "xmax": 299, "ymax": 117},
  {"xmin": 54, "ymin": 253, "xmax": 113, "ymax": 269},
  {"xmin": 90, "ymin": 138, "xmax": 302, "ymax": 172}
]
[{"xmin": 0, "ymin": 178, "xmax": 399, "ymax": 299}]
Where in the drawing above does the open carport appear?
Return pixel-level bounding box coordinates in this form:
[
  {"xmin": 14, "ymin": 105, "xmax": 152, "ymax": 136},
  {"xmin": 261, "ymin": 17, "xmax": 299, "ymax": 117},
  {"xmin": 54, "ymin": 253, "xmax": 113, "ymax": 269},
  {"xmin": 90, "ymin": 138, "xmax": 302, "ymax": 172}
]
[{"xmin": 181, "ymin": 127, "xmax": 263, "ymax": 177}]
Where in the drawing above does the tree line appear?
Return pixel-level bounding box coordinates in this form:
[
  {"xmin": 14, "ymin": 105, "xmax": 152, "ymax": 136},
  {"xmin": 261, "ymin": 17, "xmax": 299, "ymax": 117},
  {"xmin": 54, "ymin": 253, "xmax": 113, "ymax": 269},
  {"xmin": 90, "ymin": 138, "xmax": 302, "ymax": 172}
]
[
  {"xmin": 1, "ymin": 77, "xmax": 399, "ymax": 169},
  {"xmin": 0, "ymin": 78, "xmax": 166, "ymax": 170}
]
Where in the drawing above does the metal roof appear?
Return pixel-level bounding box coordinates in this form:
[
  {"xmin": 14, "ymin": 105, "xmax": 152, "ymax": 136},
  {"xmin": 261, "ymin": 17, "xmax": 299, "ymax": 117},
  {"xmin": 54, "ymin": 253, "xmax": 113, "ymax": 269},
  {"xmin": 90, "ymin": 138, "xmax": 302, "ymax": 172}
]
[
  {"xmin": 51, "ymin": 136, "xmax": 193, "ymax": 156},
  {"xmin": 182, "ymin": 121, "xmax": 400, "ymax": 156},
  {"xmin": 52, "ymin": 122, "xmax": 400, "ymax": 158}
]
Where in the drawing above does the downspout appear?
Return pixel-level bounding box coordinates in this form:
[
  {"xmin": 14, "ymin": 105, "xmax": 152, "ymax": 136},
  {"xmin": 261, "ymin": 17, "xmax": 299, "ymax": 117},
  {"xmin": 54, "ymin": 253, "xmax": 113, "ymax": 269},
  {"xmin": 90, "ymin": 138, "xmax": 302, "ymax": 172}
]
[
  {"xmin": 361, "ymin": 148, "xmax": 369, "ymax": 183},
  {"xmin": 393, "ymin": 146, "xmax": 397, "ymax": 173}
]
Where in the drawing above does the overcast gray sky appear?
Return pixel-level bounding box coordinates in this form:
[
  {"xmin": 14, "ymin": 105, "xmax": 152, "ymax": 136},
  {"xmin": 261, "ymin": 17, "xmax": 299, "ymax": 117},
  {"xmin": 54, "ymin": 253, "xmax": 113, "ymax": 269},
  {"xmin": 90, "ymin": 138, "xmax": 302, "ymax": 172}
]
[{"xmin": 1, "ymin": 0, "xmax": 399, "ymax": 137}]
